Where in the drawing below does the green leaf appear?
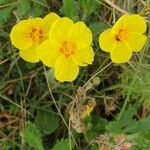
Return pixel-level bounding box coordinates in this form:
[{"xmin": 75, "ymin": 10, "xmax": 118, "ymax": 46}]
[
  {"xmin": 31, "ymin": 0, "xmax": 47, "ymax": 7},
  {"xmin": 28, "ymin": 2, "xmax": 44, "ymax": 17},
  {"xmin": 91, "ymin": 144, "xmax": 99, "ymax": 150},
  {"xmin": 17, "ymin": 0, "xmax": 31, "ymax": 17},
  {"xmin": 0, "ymin": 0, "xmax": 16, "ymax": 4},
  {"xmin": 22, "ymin": 122, "xmax": 44, "ymax": 150},
  {"xmin": 52, "ymin": 139, "xmax": 73, "ymax": 150},
  {"xmin": 62, "ymin": 0, "xmax": 78, "ymax": 20},
  {"xmin": 106, "ymin": 121, "xmax": 121, "ymax": 134},
  {"xmin": 79, "ymin": 0, "xmax": 98, "ymax": 18},
  {"xmin": 107, "ymin": 107, "xmax": 137, "ymax": 134},
  {"xmin": 129, "ymin": 132, "xmax": 150, "ymax": 150},
  {"xmin": 107, "ymin": 107, "xmax": 150, "ymax": 134},
  {"xmin": 0, "ymin": 7, "xmax": 13, "ymax": 25},
  {"xmin": 139, "ymin": 116, "xmax": 150, "ymax": 131},
  {"xmin": 123, "ymin": 119, "xmax": 139, "ymax": 133},
  {"xmin": 119, "ymin": 107, "xmax": 137, "ymax": 127},
  {"xmin": 0, "ymin": 0, "xmax": 17, "ymax": 26},
  {"xmin": 92, "ymin": 116, "xmax": 107, "ymax": 132},
  {"xmin": 89, "ymin": 22, "xmax": 109, "ymax": 36},
  {"xmin": 36, "ymin": 109, "xmax": 59, "ymax": 134},
  {"xmin": 86, "ymin": 130, "xmax": 97, "ymax": 141}
]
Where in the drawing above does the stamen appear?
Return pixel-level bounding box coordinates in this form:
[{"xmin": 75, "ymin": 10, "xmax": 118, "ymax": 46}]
[
  {"xmin": 59, "ymin": 41, "xmax": 76, "ymax": 58},
  {"xmin": 115, "ymin": 28, "xmax": 129, "ymax": 41},
  {"xmin": 29, "ymin": 28, "xmax": 44, "ymax": 42}
]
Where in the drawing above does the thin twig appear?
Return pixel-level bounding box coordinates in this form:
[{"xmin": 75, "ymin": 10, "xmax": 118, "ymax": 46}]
[
  {"xmin": 103, "ymin": 0, "xmax": 128, "ymax": 14},
  {"xmin": 43, "ymin": 65, "xmax": 78, "ymax": 148},
  {"xmin": 83, "ymin": 62, "xmax": 112, "ymax": 88},
  {"xmin": 0, "ymin": 2, "xmax": 18, "ymax": 9}
]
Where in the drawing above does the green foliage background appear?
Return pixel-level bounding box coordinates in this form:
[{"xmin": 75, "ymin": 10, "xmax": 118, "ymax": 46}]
[{"xmin": 0, "ymin": 0, "xmax": 150, "ymax": 150}]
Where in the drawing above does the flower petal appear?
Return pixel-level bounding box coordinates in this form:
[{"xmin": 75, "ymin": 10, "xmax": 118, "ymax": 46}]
[
  {"xmin": 126, "ymin": 14, "xmax": 146, "ymax": 34},
  {"xmin": 50, "ymin": 17, "xmax": 73, "ymax": 43},
  {"xmin": 110, "ymin": 41, "xmax": 132, "ymax": 63},
  {"xmin": 55, "ymin": 56, "xmax": 79, "ymax": 82},
  {"xmin": 99, "ymin": 28, "xmax": 117, "ymax": 52},
  {"xmin": 10, "ymin": 20, "xmax": 33, "ymax": 49},
  {"xmin": 69, "ymin": 22, "xmax": 92, "ymax": 49},
  {"xmin": 38, "ymin": 39, "xmax": 61, "ymax": 67},
  {"xmin": 127, "ymin": 34, "xmax": 147, "ymax": 52},
  {"xmin": 10, "ymin": 18, "xmax": 44, "ymax": 50},
  {"xmin": 19, "ymin": 45, "xmax": 39, "ymax": 63},
  {"xmin": 72, "ymin": 46, "xmax": 94, "ymax": 66},
  {"xmin": 43, "ymin": 12, "xmax": 60, "ymax": 27},
  {"xmin": 41, "ymin": 12, "xmax": 60, "ymax": 34},
  {"xmin": 111, "ymin": 14, "xmax": 129, "ymax": 35}
]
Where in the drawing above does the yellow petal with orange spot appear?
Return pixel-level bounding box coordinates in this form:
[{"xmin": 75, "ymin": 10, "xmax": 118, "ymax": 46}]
[
  {"xmin": 111, "ymin": 14, "xmax": 129, "ymax": 35},
  {"xmin": 10, "ymin": 20, "xmax": 33, "ymax": 49}
]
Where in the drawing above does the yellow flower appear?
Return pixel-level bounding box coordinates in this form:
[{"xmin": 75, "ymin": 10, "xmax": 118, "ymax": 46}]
[
  {"xmin": 38, "ymin": 17, "xmax": 94, "ymax": 82},
  {"xmin": 10, "ymin": 13, "xmax": 60, "ymax": 63},
  {"xmin": 99, "ymin": 14, "xmax": 147, "ymax": 63},
  {"xmin": 81, "ymin": 105, "xmax": 94, "ymax": 119}
]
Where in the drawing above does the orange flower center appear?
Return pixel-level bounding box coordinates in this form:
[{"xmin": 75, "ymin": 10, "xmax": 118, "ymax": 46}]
[
  {"xmin": 115, "ymin": 28, "xmax": 129, "ymax": 41},
  {"xmin": 29, "ymin": 28, "xmax": 44, "ymax": 43},
  {"xmin": 59, "ymin": 41, "xmax": 76, "ymax": 58}
]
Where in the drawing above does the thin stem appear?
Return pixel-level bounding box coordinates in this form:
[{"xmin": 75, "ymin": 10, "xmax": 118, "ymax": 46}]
[
  {"xmin": 11, "ymin": 47, "xmax": 26, "ymax": 150},
  {"xmin": 43, "ymin": 66, "xmax": 77, "ymax": 148},
  {"xmin": 0, "ymin": 2, "xmax": 18, "ymax": 8},
  {"xmin": 96, "ymin": 0, "xmax": 128, "ymax": 14},
  {"xmin": 83, "ymin": 62, "xmax": 112, "ymax": 88}
]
